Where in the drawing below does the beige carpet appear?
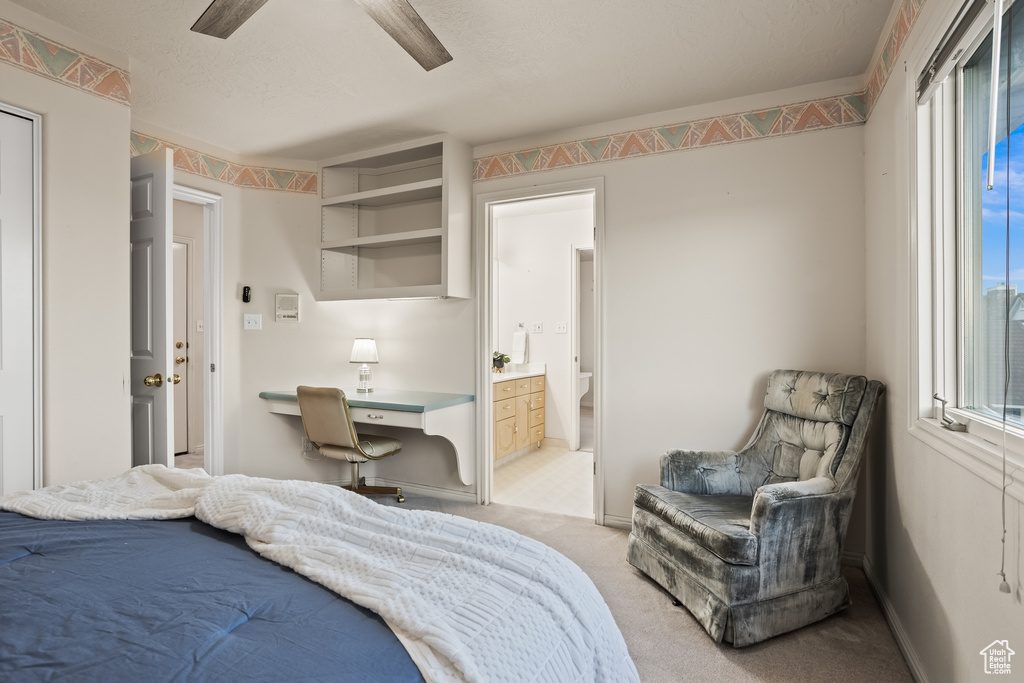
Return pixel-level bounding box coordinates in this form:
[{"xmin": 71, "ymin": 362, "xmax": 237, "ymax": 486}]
[{"xmin": 382, "ymin": 493, "xmax": 912, "ymax": 683}]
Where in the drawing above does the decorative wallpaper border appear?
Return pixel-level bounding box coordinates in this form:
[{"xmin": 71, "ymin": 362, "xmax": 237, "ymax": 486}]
[
  {"xmin": 130, "ymin": 131, "xmax": 318, "ymax": 194},
  {"xmin": 473, "ymin": 92, "xmax": 868, "ymax": 181},
  {"xmin": 0, "ymin": 18, "xmax": 129, "ymax": 105},
  {"xmin": 866, "ymin": 0, "xmax": 926, "ymax": 113}
]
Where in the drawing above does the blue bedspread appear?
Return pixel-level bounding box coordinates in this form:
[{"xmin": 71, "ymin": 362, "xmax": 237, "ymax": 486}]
[{"xmin": 0, "ymin": 511, "xmax": 424, "ymax": 682}]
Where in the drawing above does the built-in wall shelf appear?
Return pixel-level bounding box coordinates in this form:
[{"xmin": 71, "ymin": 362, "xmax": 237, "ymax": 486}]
[
  {"xmin": 317, "ymin": 135, "xmax": 471, "ymax": 301},
  {"xmin": 321, "ymin": 178, "xmax": 443, "ymax": 208},
  {"xmin": 321, "ymin": 228, "xmax": 443, "ymax": 251}
]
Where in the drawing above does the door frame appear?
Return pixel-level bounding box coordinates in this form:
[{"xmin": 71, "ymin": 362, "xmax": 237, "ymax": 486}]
[
  {"xmin": 568, "ymin": 243, "xmax": 592, "ymax": 452},
  {"xmin": 474, "ymin": 177, "xmax": 606, "ymax": 524},
  {"xmin": 0, "ymin": 102, "xmax": 42, "ymax": 489},
  {"xmin": 172, "ymin": 185, "xmax": 224, "ymax": 476}
]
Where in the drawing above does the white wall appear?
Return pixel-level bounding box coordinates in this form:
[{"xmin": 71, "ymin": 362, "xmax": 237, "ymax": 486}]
[
  {"xmin": 0, "ymin": 2, "xmax": 132, "ymax": 485},
  {"xmin": 864, "ymin": 0, "xmax": 1024, "ymax": 679},
  {"xmin": 475, "ymin": 108, "xmax": 867, "ymax": 526},
  {"xmin": 494, "ymin": 195, "xmax": 593, "ymax": 441}
]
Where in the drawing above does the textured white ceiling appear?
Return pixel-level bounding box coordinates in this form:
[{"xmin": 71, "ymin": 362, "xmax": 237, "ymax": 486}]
[{"xmin": 10, "ymin": 0, "xmax": 893, "ymax": 160}]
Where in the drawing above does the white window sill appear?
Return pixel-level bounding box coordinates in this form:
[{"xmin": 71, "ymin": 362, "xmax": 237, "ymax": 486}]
[{"xmin": 909, "ymin": 418, "xmax": 1024, "ymax": 504}]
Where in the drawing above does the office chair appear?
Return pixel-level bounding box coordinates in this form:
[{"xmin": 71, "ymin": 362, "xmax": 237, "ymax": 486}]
[{"xmin": 296, "ymin": 385, "xmax": 405, "ymax": 503}]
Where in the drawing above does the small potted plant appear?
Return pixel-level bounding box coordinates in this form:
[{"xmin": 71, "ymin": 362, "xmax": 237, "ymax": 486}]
[{"xmin": 493, "ymin": 351, "xmax": 510, "ymax": 373}]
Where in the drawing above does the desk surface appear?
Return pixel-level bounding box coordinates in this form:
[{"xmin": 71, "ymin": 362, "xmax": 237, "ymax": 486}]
[{"xmin": 259, "ymin": 389, "xmax": 474, "ymax": 414}]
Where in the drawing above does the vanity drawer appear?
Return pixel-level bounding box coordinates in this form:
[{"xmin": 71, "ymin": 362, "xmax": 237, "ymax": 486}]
[
  {"xmin": 530, "ymin": 408, "xmax": 544, "ymax": 428},
  {"xmin": 529, "ymin": 392, "xmax": 545, "ymax": 411},
  {"xmin": 531, "ymin": 375, "xmax": 545, "ymax": 392},
  {"xmin": 494, "ymin": 397, "xmax": 516, "ymax": 421},
  {"xmin": 530, "ymin": 424, "xmax": 545, "ymax": 443},
  {"xmin": 349, "ymin": 407, "xmax": 424, "ymax": 430},
  {"xmin": 494, "ymin": 379, "xmax": 517, "ymax": 398},
  {"xmin": 515, "ymin": 378, "xmax": 534, "ymax": 396}
]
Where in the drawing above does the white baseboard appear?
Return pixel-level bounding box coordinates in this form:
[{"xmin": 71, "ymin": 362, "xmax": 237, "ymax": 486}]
[
  {"xmin": 603, "ymin": 513, "xmax": 631, "ymax": 530},
  {"xmin": 862, "ymin": 555, "xmax": 928, "ymax": 683},
  {"xmin": 841, "ymin": 550, "xmax": 864, "ymax": 567}
]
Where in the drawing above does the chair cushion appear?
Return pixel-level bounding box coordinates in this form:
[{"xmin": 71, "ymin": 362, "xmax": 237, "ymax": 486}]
[
  {"xmin": 764, "ymin": 370, "xmax": 866, "ymax": 426},
  {"xmin": 634, "ymin": 485, "xmax": 757, "ymax": 566},
  {"xmin": 319, "ymin": 436, "xmax": 402, "ymax": 463}
]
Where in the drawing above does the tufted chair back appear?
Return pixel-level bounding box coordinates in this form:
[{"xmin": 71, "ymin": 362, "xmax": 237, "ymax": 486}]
[{"xmin": 745, "ymin": 370, "xmax": 868, "ymax": 491}]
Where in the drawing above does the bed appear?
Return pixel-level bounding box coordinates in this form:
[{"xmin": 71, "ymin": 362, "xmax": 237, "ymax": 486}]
[{"xmin": 0, "ymin": 466, "xmax": 639, "ymax": 682}]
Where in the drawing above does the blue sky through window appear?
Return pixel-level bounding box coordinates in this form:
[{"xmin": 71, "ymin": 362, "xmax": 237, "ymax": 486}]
[{"xmin": 981, "ymin": 123, "xmax": 1024, "ymax": 290}]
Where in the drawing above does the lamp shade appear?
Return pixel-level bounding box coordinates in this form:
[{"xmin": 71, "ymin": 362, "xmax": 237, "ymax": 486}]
[{"xmin": 350, "ymin": 338, "xmax": 379, "ymax": 364}]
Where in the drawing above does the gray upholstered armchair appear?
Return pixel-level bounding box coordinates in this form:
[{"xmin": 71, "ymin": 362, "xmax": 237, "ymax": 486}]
[{"xmin": 626, "ymin": 369, "xmax": 884, "ymax": 647}]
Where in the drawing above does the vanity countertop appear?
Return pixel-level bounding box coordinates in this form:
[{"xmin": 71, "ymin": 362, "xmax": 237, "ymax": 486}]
[{"xmin": 491, "ymin": 363, "xmax": 545, "ymax": 383}]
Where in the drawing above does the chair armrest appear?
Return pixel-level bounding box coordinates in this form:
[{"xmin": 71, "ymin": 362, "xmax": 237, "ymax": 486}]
[
  {"xmin": 748, "ymin": 477, "xmax": 849, "ymax": 592},
  {"xmin": 749, "ymin": 477, "xmax": 838, "ymax": 536},
  {"xmin": 660, "ymin": 449, "xmax": 747, "ymax": 495}
]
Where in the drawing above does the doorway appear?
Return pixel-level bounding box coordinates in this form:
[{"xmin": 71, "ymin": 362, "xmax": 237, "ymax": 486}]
[
  {"xmin": 475, "ymin": 178, "xmax": 605, "ymax": 523},
  {"xmin": 172, "ymin": 197, "xmax": 206, "ymax": 468},
  {"xmin": 171, "ymin": 185, "xmax": 224, "ymax": 475}
]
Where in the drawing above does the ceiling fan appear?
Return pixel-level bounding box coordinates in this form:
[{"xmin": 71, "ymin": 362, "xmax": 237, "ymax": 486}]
[{"xmin": 191, "ymin": 0, "xmax": 453, "ymax": 71}]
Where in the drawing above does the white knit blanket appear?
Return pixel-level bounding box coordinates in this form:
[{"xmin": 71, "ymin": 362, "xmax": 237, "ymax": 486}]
[{"xmin": 1, "ymin": 466, "xmax": 639, "ymax": 683}]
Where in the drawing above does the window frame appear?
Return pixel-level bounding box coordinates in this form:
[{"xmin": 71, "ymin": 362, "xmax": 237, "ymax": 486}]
[{"xmin": 913, "ymin": 0, "xmax": 1024, "ymax": 498}]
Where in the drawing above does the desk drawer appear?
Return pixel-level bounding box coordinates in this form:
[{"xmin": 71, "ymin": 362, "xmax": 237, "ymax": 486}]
[
  {"xmin": 494, "ymin": 397, "xmax": 516, "ymax": 422},
  {"xmin": 515, "ymin": 378, "xmax": 534, "ymax": 396},
  {"xmin": 349, "ymin": 407, "xmax": 424, "ymax": 430},
  {"xmin": 494, "ymin": 379, "xmax": 517, "ymax": 398},
  {"xmin": 531, "ymin": 375, "xmax": 545, "ymax": 392}
]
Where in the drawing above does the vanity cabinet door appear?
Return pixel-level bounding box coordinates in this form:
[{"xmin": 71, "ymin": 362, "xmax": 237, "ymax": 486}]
[{"xmin": 494, "ymin": 417, "xmax": 516, "ymax": 460}]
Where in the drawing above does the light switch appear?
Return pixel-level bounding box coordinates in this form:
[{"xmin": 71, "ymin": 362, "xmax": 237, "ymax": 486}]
[
  {"xmin": 556, "ymin": 322, "xmax": 567, "ymax": 334},
  {"xmin": 196, "ymin": 320, "xmax": 204, "ymax": 333},
  {"xmin": 529, "ymin": 322, "xmax": 543, "ymax": 334},
  {"xmin": 243, "ymin": 313, "xmax": 262, "ymax": 330}
]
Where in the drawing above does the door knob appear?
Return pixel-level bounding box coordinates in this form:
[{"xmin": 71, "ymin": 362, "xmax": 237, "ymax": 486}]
[
  {"xmin": 176, "ymin": 341, "xmax": 184, "ymax": 349},
  {"xmin": 172, "ymin": 374, "xmax": 181, "ymax": 385},
  {"xmin": 175, "ymin": 356, "xmax": 186, "ymax": 365},
  {"xmin": 144, "ymin": 373, "xmax": 163, "ymax": 387}
]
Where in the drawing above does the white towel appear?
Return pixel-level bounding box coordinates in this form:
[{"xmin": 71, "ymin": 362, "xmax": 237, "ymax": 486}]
[{"xmin": 511, "ymin": 329, "xmax": 528, "ymax": 364}]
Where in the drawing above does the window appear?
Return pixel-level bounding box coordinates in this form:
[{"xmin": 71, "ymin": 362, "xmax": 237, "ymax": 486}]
[
  {"xmin": 960, "ymin": 3, "xmax": 1024, "ymax": 428},
  {"xmin": 918, "ymin": 0, "xmax": 1024, "ymax": 452}
]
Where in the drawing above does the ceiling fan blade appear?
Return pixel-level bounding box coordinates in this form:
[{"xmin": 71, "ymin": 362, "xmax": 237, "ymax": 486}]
[
  {"xmin": 191, "ymin": 0, "xmax": 270, "ymax": 39},
  {"xmin": 353, "ymin": 0, "xmax": 453, "ymax": 71}
]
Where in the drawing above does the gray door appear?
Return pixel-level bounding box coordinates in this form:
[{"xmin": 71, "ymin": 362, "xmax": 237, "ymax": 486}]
[{"xmin": 130, "ymin": 149, "xmax": 174, "ymax": 468}]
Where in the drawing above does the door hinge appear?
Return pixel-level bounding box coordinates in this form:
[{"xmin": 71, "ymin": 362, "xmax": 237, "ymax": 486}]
[{"xmin": 210, "ymin": 363, "xmax": 216, "ymax": 372}]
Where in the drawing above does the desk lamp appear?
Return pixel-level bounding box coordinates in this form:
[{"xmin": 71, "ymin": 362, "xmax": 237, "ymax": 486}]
[{"xmin": 350, "ymin": 338, "xmax": 378, "ymax": 392}]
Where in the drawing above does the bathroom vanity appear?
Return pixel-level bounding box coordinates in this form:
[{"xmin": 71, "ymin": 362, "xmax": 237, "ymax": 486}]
[{"xmin": 492, "ymin": 371, "xmax": 545, "ymax": 460}]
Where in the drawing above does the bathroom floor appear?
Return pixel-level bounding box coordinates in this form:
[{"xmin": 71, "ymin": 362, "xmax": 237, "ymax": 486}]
[{"xmin": 493, "ymin": 445, "xmax": 593, "ymax": 518}]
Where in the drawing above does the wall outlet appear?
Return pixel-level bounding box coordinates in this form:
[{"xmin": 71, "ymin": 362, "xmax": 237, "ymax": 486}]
[
  {"xmin": 556, "ymin": 321, "xmax": 567, "ymax": 334},
  {"xmin": 529, "ymin": 321, "xmax": 543, "ymax": 334},
  {"xmin": 243, "ymin": 313, "xmax": 262, "ymax": 330},
  {"xmin": 301, "ymin": 436, "xmax": 313, "ymax": 453}
]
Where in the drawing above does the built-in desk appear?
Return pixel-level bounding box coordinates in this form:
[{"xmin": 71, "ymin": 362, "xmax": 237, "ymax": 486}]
[{"xmin": 259, "ymin": 389, "xmax": 475, "ymax": 486}]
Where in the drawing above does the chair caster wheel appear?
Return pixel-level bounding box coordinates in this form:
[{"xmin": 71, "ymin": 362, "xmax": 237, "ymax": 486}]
[
  {"xmin": 671, "ymin": 598, "xmax": 681, "ymax": 607},
  {"xmin": 397, "ymin": 494, "xmax": 405, "ymax": 503}
]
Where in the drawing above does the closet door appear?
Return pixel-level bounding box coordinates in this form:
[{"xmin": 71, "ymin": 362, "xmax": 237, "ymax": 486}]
[{"xmin": 0, "ymin": 108, "xmax": 36, "ymax": 495}]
